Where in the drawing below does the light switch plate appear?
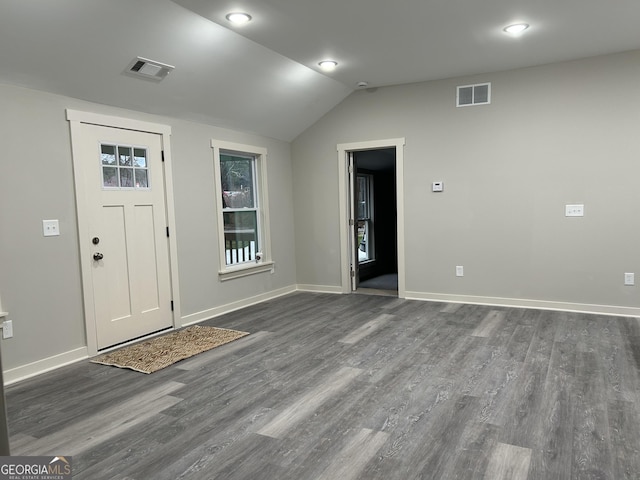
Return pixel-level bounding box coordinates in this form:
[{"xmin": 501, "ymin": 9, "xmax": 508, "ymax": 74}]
[
  {"xmin": 456, "ymin": 265, "xmax": 464, "ymax": 277},
  {"xmin": 625, "ymin": 273, "xmax": 635, "ymax": 286},
  {"xmin": 432, "ymin": 181, "xmax": 444, "ymax": 192},
  {"xmin": 43, "ymin": 219, "xmax": 60, "ymax": 236},
  {"xmin": 565, "ymin": 204, "xmax": 584, "ymax": 217}
]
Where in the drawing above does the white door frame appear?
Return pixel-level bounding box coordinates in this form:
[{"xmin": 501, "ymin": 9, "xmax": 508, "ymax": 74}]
[
  {"xmin": 67, "ymin": 109, "xmax": 182, "ymax": 355},
  {"xmin": 337, "ymin": 138, "xmax": 406, "ymax": 297},
  {"xmin": 347, "ymin": 151, "xmax": 357, "ymax": 291}
]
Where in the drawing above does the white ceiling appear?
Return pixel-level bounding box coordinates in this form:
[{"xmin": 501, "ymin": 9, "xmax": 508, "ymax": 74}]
[{"xmin": 1, "ymin": 0, "xmax": 639, "ymax": 141}]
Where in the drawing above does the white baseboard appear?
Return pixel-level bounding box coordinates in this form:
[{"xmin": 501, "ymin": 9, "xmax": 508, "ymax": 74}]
[
  {"xmin": 404, "ymin": 291, "xmax": 640, "ymax": 318},
  {"xmin": 296, "ymin": 284, "xmax": 343, "ymax": 294},
  {"xmin": 180, "ymin": 285, "xmax": 297, "ymax": 327},
  {"xmin": 3, "ymin": 346, "xmax": 88, "ymax": 386}
]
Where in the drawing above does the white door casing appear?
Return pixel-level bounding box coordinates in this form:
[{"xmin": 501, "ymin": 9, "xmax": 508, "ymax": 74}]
[
  {"xmin": 347, "ymin": 151, "xmax": 358, "ymax": 291},
  {"xmin": 68, "ymin": 110, "xmax": 181, "ymax": 354}
]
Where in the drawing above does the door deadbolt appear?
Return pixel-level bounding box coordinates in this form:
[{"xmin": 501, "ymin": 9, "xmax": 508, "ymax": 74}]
[{"xmin": 92, "ymin": 237, "xmax": 100, "ymax": 245}]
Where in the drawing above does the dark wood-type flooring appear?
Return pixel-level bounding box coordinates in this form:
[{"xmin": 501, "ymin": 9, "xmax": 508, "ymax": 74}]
[{"xmin": 6, "ymin": 292, "xmax": 640, "ymax": 479}]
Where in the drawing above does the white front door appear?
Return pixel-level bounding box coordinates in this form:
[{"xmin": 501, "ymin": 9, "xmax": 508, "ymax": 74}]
[{"xmin": 73, "ymin": 123, "xmax": 173, "ymax": 350}]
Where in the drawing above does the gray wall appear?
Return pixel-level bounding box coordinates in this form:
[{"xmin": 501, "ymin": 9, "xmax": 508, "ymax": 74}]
[
  {"xmin": 292, "ymin": 50, "xmax": 640, "ymax": 310},
  {"xmin": 3, "ymin": 48, "xmax": 640, "ymax": 377},
  {"xmin": 0, "ymin": 83, "xmax": 296, "ymax": 372}
]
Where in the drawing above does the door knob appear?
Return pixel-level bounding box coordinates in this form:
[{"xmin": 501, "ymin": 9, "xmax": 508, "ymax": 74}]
[{"xmin": 93, "ymin": 252, "xmax": 104, "ymax": 261}]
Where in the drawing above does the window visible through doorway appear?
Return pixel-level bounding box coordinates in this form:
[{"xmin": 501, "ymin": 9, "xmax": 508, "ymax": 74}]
[
  {"xmin": 212, "ymin": 139, "xmax": 274, "ymax": 280},
  {"xmin": 357, "ymin": 173, "xmax": 374, "ymax": 262}
]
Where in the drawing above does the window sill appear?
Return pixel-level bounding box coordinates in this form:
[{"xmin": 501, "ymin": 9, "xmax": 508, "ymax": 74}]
[{"xmin": 218, "ymin": 261, "xmax": 275, "ymax": 281}]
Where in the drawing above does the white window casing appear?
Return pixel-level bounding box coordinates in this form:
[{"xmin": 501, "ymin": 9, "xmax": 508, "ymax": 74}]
[{"xmin": 211, "ymin": 139, "xmax": 273, "ymax": 280}]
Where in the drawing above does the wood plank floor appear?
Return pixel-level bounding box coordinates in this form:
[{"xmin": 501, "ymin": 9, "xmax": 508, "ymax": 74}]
[{"xmin": 6, "ymin": 292, "xmax": 640, "ymax": 479}]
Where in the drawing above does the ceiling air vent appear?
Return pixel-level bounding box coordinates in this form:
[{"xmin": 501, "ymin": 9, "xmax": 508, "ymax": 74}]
[
  {"xmin": 125, "ymin": 57, "xmax": 174, "ymax": 81},
  {"xmin": 457, "ymin": 82, "xmax": 491, "ymax": 107}
]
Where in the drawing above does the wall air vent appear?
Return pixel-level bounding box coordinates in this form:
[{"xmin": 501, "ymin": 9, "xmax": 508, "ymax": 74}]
[
  {"xmin": 456, "ymin": 82, "xmax": 491, "ymax": 107},
  {"xmin": 125, "ymin": 57, "xmax": 174, "ymax": 81}
]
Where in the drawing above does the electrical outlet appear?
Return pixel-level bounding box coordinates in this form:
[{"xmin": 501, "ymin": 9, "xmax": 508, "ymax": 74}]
[
  {"xmin": 624, "ymin": 273, "xmax": 635, "ymax": 286},
  {"xmin": 43, "ymin": 219, "xmax": 60, "ymax": 236},
  {"xmin": 456, "ymin": 265, "xmax": 464, "ymax": 277},
  {"xmin": 565, "ymin": 204, "xmax": 584, "ymax": 217},
  {"xmin": 2, "ymin": 320, "xmax": 13, "ymax": 339}
]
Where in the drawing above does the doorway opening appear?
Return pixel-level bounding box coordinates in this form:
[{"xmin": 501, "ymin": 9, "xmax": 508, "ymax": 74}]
[
  {"xmin": 337, "ymin": 138, "xmax": 406, "ymax": 298},
  {"xmin": 353, "ymin": 149, "xmax": 398, "ymax": 295}
]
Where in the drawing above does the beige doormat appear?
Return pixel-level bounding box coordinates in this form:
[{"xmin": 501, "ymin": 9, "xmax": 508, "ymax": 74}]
[{"xmin": 90, "ymin": 325, "xmax": 250, "ymax": 374}]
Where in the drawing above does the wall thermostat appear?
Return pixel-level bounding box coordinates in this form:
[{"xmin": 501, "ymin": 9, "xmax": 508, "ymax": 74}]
[{"xmin": 432, "ymin": 181, "xmax": 444, "ymax": 192}]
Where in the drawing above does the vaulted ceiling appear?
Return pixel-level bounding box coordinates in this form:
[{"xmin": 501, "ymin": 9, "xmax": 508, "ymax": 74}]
[{"xmin": 1, "ymin": 0, "xmax": 639, "ymax": 141}]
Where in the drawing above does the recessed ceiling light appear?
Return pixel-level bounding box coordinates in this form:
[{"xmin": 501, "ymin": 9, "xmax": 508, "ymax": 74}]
[
  {"xmin": 226, "ymin": 12, "xmax": 252, "ymax": 25},
  {"xmin": 318, "ymin": 60, "xmax": 338, "ymax": 71},
  {"xmin": 503, "ymin": 23, "xmax": 529, "ymax": 35}
]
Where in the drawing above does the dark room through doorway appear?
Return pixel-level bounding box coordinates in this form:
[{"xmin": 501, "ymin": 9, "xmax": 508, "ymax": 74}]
[{"xmin": 353, "ymin": 148, "xmax": 398, "ymax": 294}]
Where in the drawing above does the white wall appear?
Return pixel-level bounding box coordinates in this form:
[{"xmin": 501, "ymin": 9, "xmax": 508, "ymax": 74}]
[
  {"xmin": 0, "ymin": 83, "xmax": 296, "ymax": 377},
  {"xmin": 292, "ymin": 50, "xmax": 640, "ymax": 314}
]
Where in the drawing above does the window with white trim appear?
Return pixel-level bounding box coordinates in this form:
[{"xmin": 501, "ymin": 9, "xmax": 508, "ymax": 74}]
[{"xmin": 212, "ymin": 140, "xmax": 273, "ymax": 280}]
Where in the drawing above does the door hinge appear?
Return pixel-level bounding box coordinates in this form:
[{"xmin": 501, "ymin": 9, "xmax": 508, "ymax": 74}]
[
  {"xmin": 161, "ymin": 150, "xmax": 165, "ymax": 162},
  {"xmin": 348, "ymin": 164, "xmax": 354, "ymax": 173},
  {"xmin": 166, "ymin": 226, "xmax": 170, "ymax": 237},
  {"xmin": 171, "ymin": 300, "xmax": 174, "ymax": 311},
  {"xmin": 349, "ymin": 219, "xmax": 355, "ymax": 226},
  {"xmin": 350, "ymin": 269, "xmax": 355, "ymax": 278}
]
